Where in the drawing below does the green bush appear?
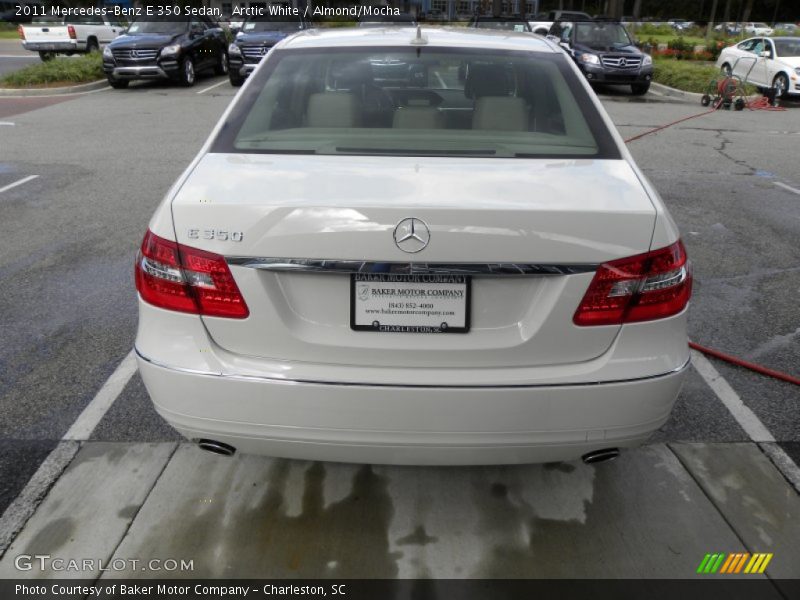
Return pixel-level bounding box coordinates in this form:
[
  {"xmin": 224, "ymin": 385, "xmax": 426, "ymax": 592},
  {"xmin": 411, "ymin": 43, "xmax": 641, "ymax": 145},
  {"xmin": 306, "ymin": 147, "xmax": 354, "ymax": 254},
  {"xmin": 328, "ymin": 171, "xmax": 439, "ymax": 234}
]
[
  {"xmin": 633, "ymin": 23, "xmax": 674, "ymax": 36},
  {"xmin": 653, "ymin": 58, "xmax": 718, "ymax": 92},
  {"xmin": 0, "ymin": 52, "xmax": 104, "ymax": 87},
  {"xmin": 653, "ymin": 58, "xmax": 757, "ymax": 94}
]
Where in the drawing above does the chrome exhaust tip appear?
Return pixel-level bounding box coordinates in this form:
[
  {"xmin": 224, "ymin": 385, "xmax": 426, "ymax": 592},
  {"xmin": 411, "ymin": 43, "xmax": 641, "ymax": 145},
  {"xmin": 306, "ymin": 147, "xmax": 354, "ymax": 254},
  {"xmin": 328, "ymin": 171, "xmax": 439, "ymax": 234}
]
[
  {"xmin": 581, "ymin": 448, "xmax": 620, "ymax": 464},
  {"xmin": 196, "ymin": 439, "xmax": 236, "ymax": 457}
]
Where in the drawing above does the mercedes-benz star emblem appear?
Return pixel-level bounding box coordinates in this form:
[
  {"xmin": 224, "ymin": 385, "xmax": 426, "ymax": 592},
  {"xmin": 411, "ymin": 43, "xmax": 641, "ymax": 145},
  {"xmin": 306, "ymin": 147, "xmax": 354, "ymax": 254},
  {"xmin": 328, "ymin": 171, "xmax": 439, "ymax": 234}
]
[
  {"xmin": 130, "ymin": 49, "xmax": 139, "ymax": 58},
  {"xmin": 619, "ymin": 57, "xmax": 627, "ymax": 67},
  {"xmin": 393, "ymin": 218, "xmax": 430, "ymax": 253}
]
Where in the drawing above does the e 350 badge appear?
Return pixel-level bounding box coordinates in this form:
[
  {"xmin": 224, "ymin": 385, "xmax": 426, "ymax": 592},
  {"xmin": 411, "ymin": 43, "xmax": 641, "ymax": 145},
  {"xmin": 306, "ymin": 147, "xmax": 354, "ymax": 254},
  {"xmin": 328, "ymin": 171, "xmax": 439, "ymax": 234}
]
[{"xmin": 187, "ymin": 229, "xmax": 244, "ymax": 242}]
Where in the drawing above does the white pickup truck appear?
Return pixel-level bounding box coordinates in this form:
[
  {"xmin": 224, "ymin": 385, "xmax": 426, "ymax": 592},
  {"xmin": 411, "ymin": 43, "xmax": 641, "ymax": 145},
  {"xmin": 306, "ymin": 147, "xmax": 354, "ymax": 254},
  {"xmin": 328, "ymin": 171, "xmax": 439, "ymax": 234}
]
[{"xmin": 19, "ymin": 14, "xmax": 125, "ymax": 61}]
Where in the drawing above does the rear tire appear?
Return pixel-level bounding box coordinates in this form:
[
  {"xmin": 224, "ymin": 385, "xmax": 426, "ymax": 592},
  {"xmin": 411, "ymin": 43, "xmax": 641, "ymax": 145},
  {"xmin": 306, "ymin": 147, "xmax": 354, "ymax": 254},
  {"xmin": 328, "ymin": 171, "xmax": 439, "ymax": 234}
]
[
  {"xmin": 85, "ymin": 38, "xmax": 99, "ymax": 53},
  {"xmin": 39, "ymin": 51, "xmax": 55, "ymax": 62},
  {"xmin": 107, "ymin": 76, "xmax": 129, "ymax": 89},
  {"xmin": 631, "ymin": 82, "xmax": 650, "ymax": 95},
  {"xmin": 720, "ymin": 63, "xmax": 732, "ymax": 76},
  {"xmin": 701, "ymin": 94, "xmax": 711, "ymax": 106},
  {"xmin": 178, "ymin": 56, "xmax": 196, "ymax": 87}
]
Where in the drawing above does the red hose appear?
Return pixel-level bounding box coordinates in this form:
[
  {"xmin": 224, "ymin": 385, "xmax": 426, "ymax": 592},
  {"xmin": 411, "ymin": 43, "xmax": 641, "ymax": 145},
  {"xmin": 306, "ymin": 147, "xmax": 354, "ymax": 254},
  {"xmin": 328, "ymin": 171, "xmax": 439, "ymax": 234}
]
[
  {"xmin": 624, "ymin": 105, "xmax": 720, "ymax": 143},
  {"xmin": 745, "ymin": 96, "xmax": 786, "ymax": 111},
  {"xmin": 689, "ymin": 341, "xmax": 800, "ymax": 386}
]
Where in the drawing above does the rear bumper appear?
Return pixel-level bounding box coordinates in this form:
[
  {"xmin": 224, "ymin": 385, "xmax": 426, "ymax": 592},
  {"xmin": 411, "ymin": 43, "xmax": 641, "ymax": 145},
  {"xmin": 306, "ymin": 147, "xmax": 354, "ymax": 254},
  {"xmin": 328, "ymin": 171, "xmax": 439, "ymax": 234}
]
[
  {"xmin": 22, "ymin": 41, "xmax": 79, "ymax": 52},
  {"xmin": 137, "ymin": 349, "xmax": 688, "ymax": 465}
]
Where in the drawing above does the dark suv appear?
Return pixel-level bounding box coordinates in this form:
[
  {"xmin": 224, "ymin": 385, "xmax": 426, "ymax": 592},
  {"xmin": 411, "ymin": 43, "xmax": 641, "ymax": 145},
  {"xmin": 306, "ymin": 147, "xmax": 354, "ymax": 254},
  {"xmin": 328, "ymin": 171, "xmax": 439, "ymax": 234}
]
[
  {"xmin": 548, "ymin": 19, "xmax": 653, "ymax": 95},
  {"xmin": 227, "ymin": 15, "xmax": 308, "ymax": 86},
  {"xmin": 102, "ymin": 15, "xmax": 228, "ymax": 88}
]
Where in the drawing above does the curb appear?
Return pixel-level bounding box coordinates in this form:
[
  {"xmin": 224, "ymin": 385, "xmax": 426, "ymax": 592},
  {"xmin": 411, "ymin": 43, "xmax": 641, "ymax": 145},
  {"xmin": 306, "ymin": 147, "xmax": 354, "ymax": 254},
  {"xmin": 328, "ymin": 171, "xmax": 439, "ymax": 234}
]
[
  {"xmin": 649, "ymin": 82, "xmax": 704, "ymax": 102},
  {"xmin": 0, "ymin": 79, "xmax": 108, "ymax": 97}
]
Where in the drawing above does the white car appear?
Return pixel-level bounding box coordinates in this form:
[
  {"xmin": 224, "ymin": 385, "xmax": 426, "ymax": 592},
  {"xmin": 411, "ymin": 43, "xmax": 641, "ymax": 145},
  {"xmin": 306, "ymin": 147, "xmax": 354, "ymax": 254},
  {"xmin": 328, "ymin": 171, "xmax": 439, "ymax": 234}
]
[
  {"xmin": 743, "ymin": 22, "xmax": 774, "ymax": 36},
  {"xmin": 134, "ymin": 28, "xmax": 692, "ymax": 466},
  {"xmin": 717, "ymin": 37, "xmax": 800, "ymax": 97},
  {"xmin": 19, "ymin": 14, "xmax": 125, "ymax": 61}
]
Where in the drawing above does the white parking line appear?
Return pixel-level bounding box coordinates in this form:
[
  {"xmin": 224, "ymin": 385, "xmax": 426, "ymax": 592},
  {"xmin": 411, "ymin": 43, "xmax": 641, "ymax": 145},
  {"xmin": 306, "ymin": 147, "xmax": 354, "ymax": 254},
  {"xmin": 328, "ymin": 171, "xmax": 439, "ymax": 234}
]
[
  {"xmin": 0, "ymin": 351, "xmax": 138, "ymax": 554},
  {"xmin": 0, "ymin": 175, "xmax": 38, "ymax": 194},
  {"xmin": 691, "ymin": 350, "xmax": 775, "ymax": 442},
  {"xmin": 691, "ymin": 349, "xmax": 800, "ymax": 493},
  {"xmin": 196, "ymin": 79, "xmax": 228, "ymax": 95},
  {"xmin": 63, "ymin": 350, "xmax": 138, "ymax": 441},
  {"xmin": 774, "ymin": 181, "xmax": 800, "ymax": 196}
]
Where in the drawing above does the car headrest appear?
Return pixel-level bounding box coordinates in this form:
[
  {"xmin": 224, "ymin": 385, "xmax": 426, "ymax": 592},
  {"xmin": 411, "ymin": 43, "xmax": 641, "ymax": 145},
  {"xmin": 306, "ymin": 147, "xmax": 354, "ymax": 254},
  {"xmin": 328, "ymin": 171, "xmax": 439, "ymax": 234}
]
[
  {"xmin": 472, "ymin": 96, "xmax": 528, "ymax": 131},
  {"xmin": 464, "ymin": 63, "xmax": 511, "ymax": 99},
  {"xmin": 306, "ymin": 92, "xmax": 360, "ymax": 128}
]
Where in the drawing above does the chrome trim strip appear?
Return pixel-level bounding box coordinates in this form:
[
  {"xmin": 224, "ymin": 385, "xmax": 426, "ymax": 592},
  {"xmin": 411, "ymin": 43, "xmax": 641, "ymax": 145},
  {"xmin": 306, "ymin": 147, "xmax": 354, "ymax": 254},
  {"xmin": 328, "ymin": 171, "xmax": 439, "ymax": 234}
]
[
  {"xmin": 135, "ymin": 348, "xmax": 690, "ymax": 389},
  {"xmin": 226, "ymin": 258, "xmax": 599, "ymax": 276}
]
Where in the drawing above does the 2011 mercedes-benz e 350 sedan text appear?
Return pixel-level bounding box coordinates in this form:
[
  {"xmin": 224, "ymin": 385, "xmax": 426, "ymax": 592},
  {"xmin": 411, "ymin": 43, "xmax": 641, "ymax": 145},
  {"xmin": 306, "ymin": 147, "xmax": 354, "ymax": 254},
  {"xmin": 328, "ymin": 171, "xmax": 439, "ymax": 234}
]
[{"xmin": 135, "ymin": 27, "xmax": 692, "ymax": 465}]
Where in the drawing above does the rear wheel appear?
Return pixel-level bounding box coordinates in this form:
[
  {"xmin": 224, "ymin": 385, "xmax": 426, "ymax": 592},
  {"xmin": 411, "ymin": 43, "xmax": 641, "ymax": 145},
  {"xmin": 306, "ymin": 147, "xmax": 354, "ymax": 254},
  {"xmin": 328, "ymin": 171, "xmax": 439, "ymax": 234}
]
[
  {"xmin": 85, "ymin": 38, "xmax": 99, "ymax": 53},
  {"xmin": 39, "ymin": 51, "xmax": 55, "ymax": 62},
  {"xmin": 631, "ymin": 82, "xmax": 650, "ymax": 96},
  {"xmin": 178, "ymin": 57, "xmax": 196, "ymax": 87},
  {"xmin": 107, "ymin": 76, "xmax": 129, "ymax": 89},
  {"xmin": 214, "ymin": 51, "xmax": 229, "ymax": 76},
  {"xmin": 772, "ymin": 73, "xmax": 789, "ymax": 98},
  {"xmin": 720, "ymin": 63, "xmax": 732, "ymax": 76}
]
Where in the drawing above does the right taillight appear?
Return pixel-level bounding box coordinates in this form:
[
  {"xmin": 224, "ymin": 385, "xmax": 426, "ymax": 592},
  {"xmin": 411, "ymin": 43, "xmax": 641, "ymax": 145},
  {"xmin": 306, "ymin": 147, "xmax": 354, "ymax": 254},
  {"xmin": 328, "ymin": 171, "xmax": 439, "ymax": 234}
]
[
  {"xmin": 67, "ymin": 25, "xmax": 76, "ymax": 39},
  {"xmin": 135, "ymin": 230, "xmax": 249, "ymax": 319},
  {"xmin": 18, "ymin": 25, "xmax": 25, "ymax": 41},
  {"xmin": 573, "ymin": 240, "xmax": 692, "ymax": 326}
]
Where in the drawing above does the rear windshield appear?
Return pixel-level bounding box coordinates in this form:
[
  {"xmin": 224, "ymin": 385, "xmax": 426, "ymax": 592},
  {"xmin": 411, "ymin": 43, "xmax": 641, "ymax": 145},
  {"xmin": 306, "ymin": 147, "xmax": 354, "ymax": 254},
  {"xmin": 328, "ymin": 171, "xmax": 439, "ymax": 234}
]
[{"xmin": 213, "ymin": 47, "xmax": 619, "ymax": 159}]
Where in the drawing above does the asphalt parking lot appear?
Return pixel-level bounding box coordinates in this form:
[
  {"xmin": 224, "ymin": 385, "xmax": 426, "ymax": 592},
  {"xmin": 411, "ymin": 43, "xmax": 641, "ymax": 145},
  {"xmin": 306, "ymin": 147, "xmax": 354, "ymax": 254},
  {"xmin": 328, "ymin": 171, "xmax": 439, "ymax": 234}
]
[{"xmin": 0, "ymin": 75, "xmax": 798, "ymax": 583}]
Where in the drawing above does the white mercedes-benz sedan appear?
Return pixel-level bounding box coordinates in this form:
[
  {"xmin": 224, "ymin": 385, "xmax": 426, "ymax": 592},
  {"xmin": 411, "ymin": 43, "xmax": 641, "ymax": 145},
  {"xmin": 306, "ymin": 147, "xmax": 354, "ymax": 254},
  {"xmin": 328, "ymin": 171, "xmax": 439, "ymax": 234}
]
[{"xmin": 134, "ymin": 27, "xmax": 692, "ymax": 465}]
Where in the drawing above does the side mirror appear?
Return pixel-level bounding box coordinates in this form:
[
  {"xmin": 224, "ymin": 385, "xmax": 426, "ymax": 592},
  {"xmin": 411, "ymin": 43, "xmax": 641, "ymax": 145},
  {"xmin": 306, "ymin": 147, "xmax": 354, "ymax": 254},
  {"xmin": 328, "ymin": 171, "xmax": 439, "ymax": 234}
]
[{"xmin": 759, "ymin": 50, "xmax": 770, "ymax": 58}]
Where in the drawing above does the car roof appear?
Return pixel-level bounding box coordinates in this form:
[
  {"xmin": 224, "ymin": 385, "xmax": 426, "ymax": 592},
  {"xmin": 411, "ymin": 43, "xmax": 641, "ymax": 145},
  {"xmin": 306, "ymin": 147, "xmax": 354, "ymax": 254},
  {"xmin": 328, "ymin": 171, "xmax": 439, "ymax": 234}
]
[{"xmin": 279, "ymin": 26, "xmax": 556, "ymax": 53}]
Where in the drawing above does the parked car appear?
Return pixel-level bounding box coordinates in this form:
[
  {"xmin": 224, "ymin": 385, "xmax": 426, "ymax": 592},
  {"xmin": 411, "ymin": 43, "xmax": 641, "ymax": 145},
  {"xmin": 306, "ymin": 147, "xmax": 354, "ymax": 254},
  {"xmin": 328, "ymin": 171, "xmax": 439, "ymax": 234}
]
[
  {"xmin": 714, "ymin": 22, "xmax": 742, "ymax": 35},
  {"xmin": 134, "ymin": 28, "xmax": 691, "ymax": 466},
  {"xmin": 467, "ymin": 16, "xmax": 532, "ymax": 32},
  {"xmin": 102, "ymin": 16, "xmax": 228, "ymax": 89},
  {"xmin": 773, "ymin": 23, "xmax": 797, "ymax": 34},
  {"xmin": 716, "ymin": 37, "xmax": 800, "ymax": 97},
  {"xmin": 228, "ymin": 14, "xmax": 309, "ymax": 86},
  {"xmin": 425, "ymin": 9, "xmax": 445, "ymax": 22},
  {"xmin": 528, "ymin": 10, "xmax": 591, "ymax": 35},
  {"xmin": 19, "ymin": 13, "xmax": 125, "ymax": 61},
  {"xmin": 743, "ymin": 22, "xmax": 774, "ymax": 36},
  {"xmin": 549, "ymin": 19, "xmax": 653, "ymax": 94}
]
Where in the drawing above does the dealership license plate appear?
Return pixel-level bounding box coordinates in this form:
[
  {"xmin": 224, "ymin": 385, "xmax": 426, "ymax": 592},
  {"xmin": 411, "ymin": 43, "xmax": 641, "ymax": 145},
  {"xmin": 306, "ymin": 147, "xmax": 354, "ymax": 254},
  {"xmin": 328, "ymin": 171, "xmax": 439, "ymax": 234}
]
[{"xmin": 351, "ymin": 273, "xmax": 470, "ymax": 333}]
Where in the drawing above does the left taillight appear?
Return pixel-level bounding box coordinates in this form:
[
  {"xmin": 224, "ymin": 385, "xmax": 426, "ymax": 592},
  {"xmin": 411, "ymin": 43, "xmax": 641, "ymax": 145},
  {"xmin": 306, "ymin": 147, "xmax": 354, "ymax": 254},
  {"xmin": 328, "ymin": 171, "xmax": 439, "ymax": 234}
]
[
  {"xmin": 67, "ymin": 25, "xmax": 76, "ymax": 39},
  {"xmin": 573, "ymin": 240, "xmax": 692, "ymax": 326},
  {"xmin": 18, "ymin": 25, "xmax": 25, "ymax": 41},
  {"xmin": 135, "ymin": 230, "xmax": 249, "ymax": 319}
]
